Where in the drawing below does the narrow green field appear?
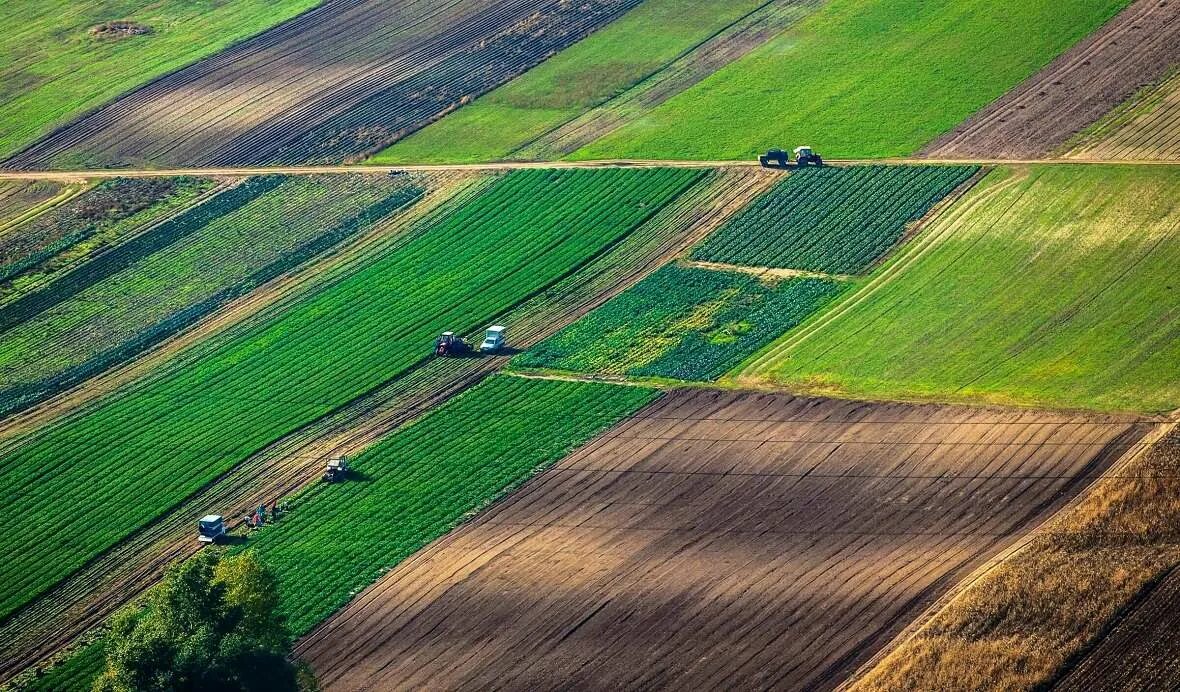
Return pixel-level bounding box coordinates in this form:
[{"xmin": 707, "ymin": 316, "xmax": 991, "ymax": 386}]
[
  {"xmin": 739, "ymin": 165, "xmax": 1180, "ymax": 413},
  {"xmin": 0, "ymin": 167, "xmax": 700, "ymax": 625},
  {"xmin": 691, "ymin": 165, "xmax": 978, "ymax": 273},
  {"xmin": 370, "ymin": 0, "xmax": 770, "ymax": 165},
  {"xmin": 0, "ymin": 0, "xmax": 321, "ymax": 160},
  {"xmin": 515, "ymin": 263, "xmax": 845, "ymax": 381},
  {"xmin": 574, "ymin": 0, "xmax": 1130, "ymax": 160}
]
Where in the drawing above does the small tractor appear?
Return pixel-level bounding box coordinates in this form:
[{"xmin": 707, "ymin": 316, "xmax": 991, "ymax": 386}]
[
  {"xmin": 322, "ymin": 457, "xmax": 349, "ymax": 483},
  {"xmin": 197, "ymin": 514, "xmax": 226, "ymax": 544},
  {"xmin": 759, "ymin": 146, "xmax": 824, "ymax": 169},
  {"xmin": 434, "ymin": 331, "xmax": 471, "ymax": 357},
  {"xmin": 480, "ymin": 325, "xmax": 506, "ymax": 354}
]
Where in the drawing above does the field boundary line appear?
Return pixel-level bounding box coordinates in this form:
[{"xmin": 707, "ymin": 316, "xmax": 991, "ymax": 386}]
[
  {"xmin": 838, "ymin": 418, "xmax": 1178, "ymax": 692},
  {"xmin": 679, "ymin": 259, "xmax": 854, "ymax": 282}
]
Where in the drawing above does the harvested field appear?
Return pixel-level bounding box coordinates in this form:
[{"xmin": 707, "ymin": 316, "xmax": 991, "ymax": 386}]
[
  {"xmin": 1057, "ymin": 564, "xmax": 1180, "ymax": 690},
  {"xmin": 921, "ymin": 0, "xmax": 1180, "ymax": 159},
  {"xmin": 1067, "ymin": 69, "xmax": 1180, "ymax": 160},
  {"xmin": 297, "ymin": 389, "xmax": 1147, "ymax": 691},
  {"xmin": 4, "ymin": 0, "xmax": 641, "ymax": 169},
  {"xmin": 0, "ymin": 181, "xmax": 66, "ymax": 227},
  {"xmin": 0, "ymin": 168, "xmax": 771, "ymax": 686}
]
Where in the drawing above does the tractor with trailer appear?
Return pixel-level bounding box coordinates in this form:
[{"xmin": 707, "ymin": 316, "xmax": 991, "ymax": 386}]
[
  {"xmin": 197, "ymin": 515, "xmax": 226, "ymax": 543},
  {"xmin": 322, "ymin": 457, "xmax": 349, "ymax": 483},
  {"xmin": 759, "ymin": 146, "xmax": 824, "ymax": 169}
]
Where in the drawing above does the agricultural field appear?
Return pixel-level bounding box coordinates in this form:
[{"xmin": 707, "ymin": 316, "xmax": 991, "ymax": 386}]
[
  {"xmin": 691, "ymin": 165, "xmax": 978, "ymax": 274},
  {"xmin": 739, "ymin": 165, "xmax": 1180, "ymax": 413},
  {"xmin": 0, "ymin": 0, "xmax": 321, "ymax": 160},
  {"xmin": 514, "ymin": 263, "xmax": 845, "ymax": 381},
  {"xmin": 854, "ymin": 422, "xmax": 1180, "ymax": 691},
  {"xmin": 0, "ymin": 180, "xmax": 67, "ymax": 227},
  {"xmin": 1066, "ymin": 68, "xmax": 1180, "ymax": 160},
  {"xmin": 573, "ymin": 0, "xmax": 1132, "ymax": 160},
  {"xmin": 4, "ymin": 0, "xmax": 642, "ymax": 169},
  {"xmin": 296, "ymin": 388, "xmax": 1146, "ymax": 690},
  {"xmin": 0, "ymin": 176, "xmax": 215, "ymax": 306},
  {"xmin": 922, "ymin": 0, "xmax": 1180, "ymax": 158},
  {"xmin": 0, "ymin": 168, "xmax": 764, "ymax": 686},
  {"xmin": 0, "ymin": 174, "xmax": 425, "ymax": 416},
  {"xmin": 373, "ymin": 0, "xmax": 817, "ymax": 164},
  {"xmin": 0, "ymin": 167, "xmax": 700, "ymax": 629}
]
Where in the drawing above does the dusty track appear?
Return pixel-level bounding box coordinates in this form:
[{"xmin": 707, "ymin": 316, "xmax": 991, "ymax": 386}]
[
  {"xmin": 296, "ymin": 389, "xmax": 1147, "ymax": 691},
  {"xmin": 0, "ymin": 168, "xmax": 776, "ymax": 684},
  {"xmin": 921, "ymin": 0, "xmax": 1180, "ymax": 158}
]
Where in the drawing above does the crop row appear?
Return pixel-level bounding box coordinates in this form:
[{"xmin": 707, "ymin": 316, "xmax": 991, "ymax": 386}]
[
  {"xmin": 0, "ymin": 178, "xmax": 213, "ymax": 300},
  {"xmin": 0, "ymin": 174, "xmax": 424, "ymax": 417},
  {"xmin": 691, "ymin": 165, "xmax": 978, "ymax": 274},
  {"xmin": 515, "ymin": 264, "xmax": 846, "ymax": 381},
  {"xmin": 0, "ymin": 167, "xmax": 701, "ymax": 623}
]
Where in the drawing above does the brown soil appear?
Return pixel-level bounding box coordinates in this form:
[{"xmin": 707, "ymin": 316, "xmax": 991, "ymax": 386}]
[
  {"xmin": 0, "ymin": 168, "xmax": 774, "ymax": 684},
  {"xmin": 921, "ymin": 0, "xmax": 1180, "ymax": 159},
  {"xmin": 1056, "ymin": 564, "xmax": 1180, "ymax": 690},
  {"xmin": 296, "ymin": 389, "xmax": 1147, "ymax": 691}
]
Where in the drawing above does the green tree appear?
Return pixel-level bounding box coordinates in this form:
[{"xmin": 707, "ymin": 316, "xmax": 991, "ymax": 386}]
[{"xmin": 93, "ymin": 550, "xmax": 313, "ymax": 692}]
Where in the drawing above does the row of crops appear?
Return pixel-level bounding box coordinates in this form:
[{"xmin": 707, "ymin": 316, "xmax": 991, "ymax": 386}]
[
  {"xmin": 0, "ymin": 167, "xmax": 701, "ymax": 624},
  {"xmin": 691, "ymin": 165, "xmax": 979, "ymax": 274},
  {"xmin": 514, "ymin": 264, "xmax": 845, "ymax": 381},
  {"xmin": 0, "ymin": 177, "xmax": 214, "ymax": 304},
  {"xmin": 0, "ymin": 174, "xmax": 425, "ymax": 416}
]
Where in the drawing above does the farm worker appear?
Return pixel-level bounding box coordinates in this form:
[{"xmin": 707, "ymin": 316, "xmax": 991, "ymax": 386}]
[
  {"xmin": 257, "ymin": 504, "xmax": 267, "ymax": 523},
  {"xmin": 242, "ymin": 515, "xmax": 253, "ymax": 529},
  {"xmin": 269, "ymin": 500, "xmax": 278, "ymax": 519}
]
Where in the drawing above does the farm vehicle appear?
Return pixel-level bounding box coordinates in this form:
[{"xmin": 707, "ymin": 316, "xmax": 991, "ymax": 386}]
[
  {"xmin": 435, "ymin": 326, "xmax": 508, "ymax": 357},
  {"xmin": 323, "ymin": 457, "xmax": 350, "ymax": 483},
  {"xmin": 759, "ymin": 146, "xmax": 824, "ymax": 169},
  {"xmin": 197, "ymin": 515, "xmax": 226, "ymax": 544}
]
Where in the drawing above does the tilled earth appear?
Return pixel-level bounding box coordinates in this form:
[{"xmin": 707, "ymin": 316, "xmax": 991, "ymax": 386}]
[{"xmin": 297, "ymin": 389, "xmax": 1147, "ymax": 691}]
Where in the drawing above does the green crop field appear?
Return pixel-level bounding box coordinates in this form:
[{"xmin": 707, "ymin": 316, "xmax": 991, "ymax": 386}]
[
  {"xmin": 0, "ymin": 174, "xmax": 424, "ymax": 416},
  {"xmin": 247, "ymin": 376, "xmax": 657, "ymax": 634},
  {"xmin": 515, "ymin": 263, "xmax": 845, "ymax": 381},
  {"xmin": 691, "ymin": 165, "xmax": 978, "ymax": 273},
  {"xmin": 574, "ymin": 0, "xmax": 1130, "ymax": 160},
  {"xmin": 738, "ymin": 165, "xmax": 1180, "ymax": 413},
  {"xmin": 371, "ymin": 0, "xmax": 771, "ymax": 164},
  {"xmin": 0, "ymin": 0, "xmax": 321, "ymax": 160},
  {"xmin": 0, "ymin": 167, "xmax": 700, "ymax": 624}
]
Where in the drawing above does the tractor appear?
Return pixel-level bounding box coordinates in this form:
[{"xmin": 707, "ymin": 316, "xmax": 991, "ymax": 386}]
[
  {"xmin": 322, "ymin": 457, "xmax": 349, "ymax": 483},
  {"xmin": 434, "ymin": 331, "xmax": 471, "ymax": 357},
  {"xmin": 759, "ymin": 146, "xmax": 824, "ymax": 168}
]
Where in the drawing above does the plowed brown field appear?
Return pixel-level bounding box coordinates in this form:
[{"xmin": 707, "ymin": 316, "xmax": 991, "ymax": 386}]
[
  {"xmin": 3, "ymin": 0, "xmax": 640, "ymax": 170},
  {"xmin": 1057, "ymin": 564, "xmax": 1180, "ymax": 690},
  {"xmin": 921, "ymin": 0, "xmax": 1180, "ymax": 159},
  {"xmin": 296, "ymin": 389, "xmax": 1147, "ymax": 691}
]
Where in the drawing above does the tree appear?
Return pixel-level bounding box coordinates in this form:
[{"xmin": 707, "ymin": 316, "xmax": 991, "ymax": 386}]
[{"xmin": 93, "ymin": 550, "xmax": 315, "ymax": 692}]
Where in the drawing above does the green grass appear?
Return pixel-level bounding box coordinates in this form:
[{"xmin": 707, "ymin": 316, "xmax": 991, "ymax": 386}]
[
  {"xmin": 0, "ymin": 167, "xmax": 700, "ymax": 625},
  {"xmin": 691, "ymin": 165, "xmax": 978, "ymax": 273},
  {"xmin": 739, "ymin": 165, "xmax": 1180, "ymax": 413},
  {"xmin": 514, "ymin": 263, "xmax": 845, "ymax": 381},
  {"xmin": 0, "ymin": 0, "xmax": 321, "ymax": 159},
  {"xmin": 246, "ymin": 376, "xmax": 657, "ymax": 634},
  {"xmin": 369, "ymin": 0, "xmax": 769, "ymax": 164},
  {"xmin": 574, "ymin": 0, "xmax": 1131, "ymax": 160}
]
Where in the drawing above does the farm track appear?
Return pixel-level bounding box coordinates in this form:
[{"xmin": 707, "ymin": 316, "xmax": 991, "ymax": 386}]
[
  {"xmin": 0, "ymin": 168, "xmax": 774, "ymax": 684},
  {"xmin": 2, "ymin": 0, "xmax": 642, "ymax": 170},
  {"xmin": 1055, "ymin": 562, "xmax": 1180, "ymax": 689},
  {"xmin": 921, "ymin": 0, "xmax": 1180, "ymax": 158},
  {"xmin": 511, "ymin": 0, "xmax": 820, "ymax": 160},
  {"xmin": 296, "ymin": 389, "xmax": 1148, "ymax": 691}
]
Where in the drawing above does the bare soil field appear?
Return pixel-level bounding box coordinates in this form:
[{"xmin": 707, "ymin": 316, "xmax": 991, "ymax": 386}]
[
  {"xmin": 1057, "ymin": 564, "xmax": 1180, "ymax": 690},
  {"xmin": 2, "ymin": 0, "xmax": 641, "ymax": 170},
  {"xmin": 1067, "ymin": 69, "xmax": 1180, "ymax": 159},
  {"xmin": 0, "ymin": 168, "xmax": 774, "ymax": 685},
  {"xmin": 296, "ymin": 389, "xmax": 1147, "ymax": 691},
  {"xmin": 921, "ymin": 0, "xmax": 1180, "ymax": 159}
]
